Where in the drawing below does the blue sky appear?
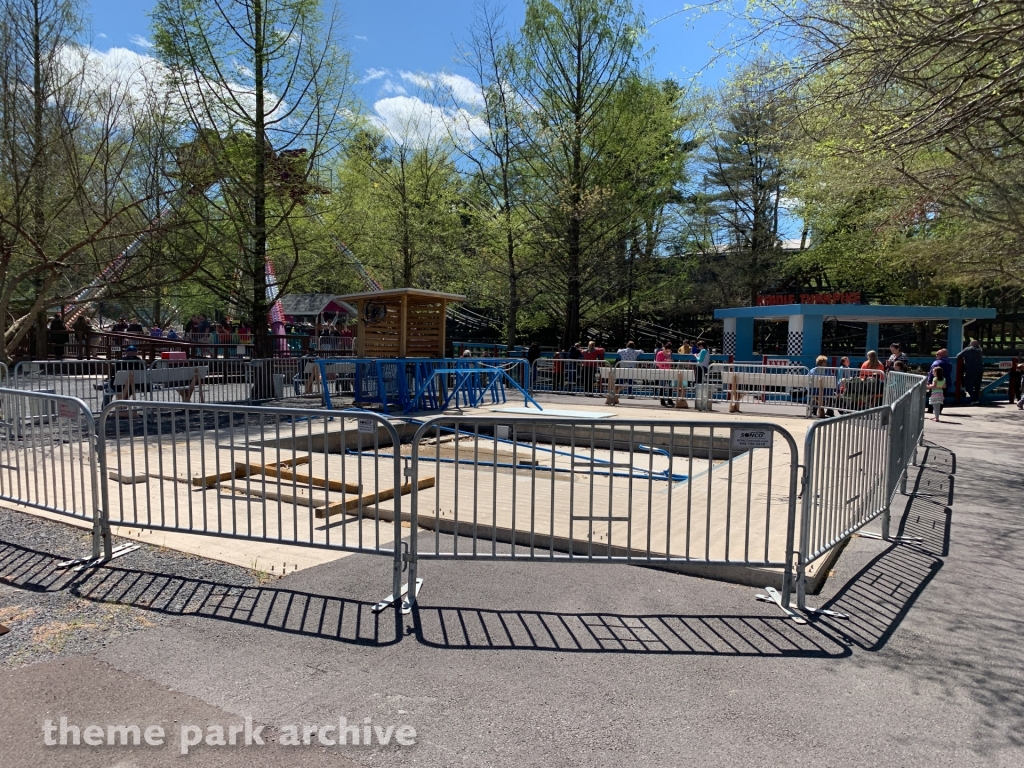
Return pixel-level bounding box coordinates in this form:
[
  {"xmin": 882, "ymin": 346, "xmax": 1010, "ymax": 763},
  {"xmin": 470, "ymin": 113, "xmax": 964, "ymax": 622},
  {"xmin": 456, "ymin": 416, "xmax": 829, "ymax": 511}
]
[{"xmin": 85, "ymin": 0, "xmax": 749, "ymax": 109}]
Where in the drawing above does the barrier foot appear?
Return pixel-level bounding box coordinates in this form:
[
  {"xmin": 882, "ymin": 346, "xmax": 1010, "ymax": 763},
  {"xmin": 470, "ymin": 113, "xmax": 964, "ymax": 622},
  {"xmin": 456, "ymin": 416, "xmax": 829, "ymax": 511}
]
[
  {"xmin": 372, "ymin": 577, "xmax": 423, "ymax": 615},
  {"xmin": 856, "ymin": 532, "xmax": 925, "ymax": 545},
  {"xmin": 754, "ymin": 586, "xmax": 807, "ymax": 624},
  {"xmin": 56, "ymin": 542, "xmax": 140, "ymax": 572}
]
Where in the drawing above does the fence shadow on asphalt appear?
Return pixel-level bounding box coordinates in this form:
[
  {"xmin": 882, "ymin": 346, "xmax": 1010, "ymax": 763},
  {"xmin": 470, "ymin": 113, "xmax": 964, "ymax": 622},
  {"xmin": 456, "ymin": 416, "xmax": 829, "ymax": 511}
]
[
  {"xmin": 0, "ymin": 444, "xmax": 956, "ymax": 658},
  {"xmin": 807, "ymin": 443, "xmax": 955, "ymax": 652},
  {"xmin": 411, "ymin": 605, "xmax": 850, "ymax": 656},
  {"xmin": 0, "ymin": 541, "xmax": 403, "ymax": 647}
]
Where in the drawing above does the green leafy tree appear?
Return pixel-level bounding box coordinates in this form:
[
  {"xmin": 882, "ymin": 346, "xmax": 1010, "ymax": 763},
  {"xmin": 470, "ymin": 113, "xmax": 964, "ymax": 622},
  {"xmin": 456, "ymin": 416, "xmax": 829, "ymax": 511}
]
[
  {"xmin": 699, "ymin": 75, "xmax": 792, "ymax": 305},
  {"xmin": 516, "ymin": 0, "xmax": 647, "ymax": 348}
]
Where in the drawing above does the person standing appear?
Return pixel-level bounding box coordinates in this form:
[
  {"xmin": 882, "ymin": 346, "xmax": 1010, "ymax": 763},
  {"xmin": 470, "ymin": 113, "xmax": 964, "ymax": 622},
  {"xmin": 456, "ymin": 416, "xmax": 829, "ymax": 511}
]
[
  {"xmin": 957, "ymin": 339, "xmax": 984, "ymax": 405},
  {"xmin": 884, "ymin": 342, "xmax": 908, "ymax": 373},
  {"xmin": 616, "ymin": 341, "xmax": 641, "ymax": 397},
  {"xmin": 72, "ymin": 315, "xmax": 92, "ymax": 359},
  {"xmin": 928, "ymin": 366, "xmax": 948, "ymax": 421},
  {"xmin": 694, "ymin": 341, "xmax": 710, "ymax": 384},
  {"xmin": 552, "ymin": 349, "xmax": 565, "ymax": 391},
  {"xmin": 582, "ymin": 341, "xmax": 600, "ymax": 394},
  {"xmin": 656, "ymin": 342, "xmax": 674, "ymax": 406},
  {"xmin": 566, "ymin": 343, "xmax": 583, "ymax": 392},
  {"xmin": 808, "ymin": 355, "xmax": 834, "ymax": 418},
  {"xmin": 527, "ymin": 341, "xmax": 542, "ymax": 387},
  {"xmin": 679, "ymin": 339, "xmax": 692, "ymax": 355},
  {"xmin": 48, "ymin": 315, "xmax": 68, "ymax": 360}
]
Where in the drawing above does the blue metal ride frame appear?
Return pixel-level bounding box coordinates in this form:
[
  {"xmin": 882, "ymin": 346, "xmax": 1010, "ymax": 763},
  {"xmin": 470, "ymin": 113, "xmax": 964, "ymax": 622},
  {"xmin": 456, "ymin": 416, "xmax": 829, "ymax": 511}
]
[
  {"xmin": 403, "ymin": 364, "xmax": 542, "ymax": 414},
  {"xmin": 314, "ymin": 357, "xmax": 533, "ymax": 414}
]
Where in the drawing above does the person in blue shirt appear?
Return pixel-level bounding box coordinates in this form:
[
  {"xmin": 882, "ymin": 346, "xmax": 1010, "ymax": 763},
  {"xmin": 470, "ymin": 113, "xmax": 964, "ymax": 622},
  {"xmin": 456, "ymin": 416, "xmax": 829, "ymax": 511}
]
[{"xmin": 694, "ymin": 341, "xmax": 710, "ymax": 383}]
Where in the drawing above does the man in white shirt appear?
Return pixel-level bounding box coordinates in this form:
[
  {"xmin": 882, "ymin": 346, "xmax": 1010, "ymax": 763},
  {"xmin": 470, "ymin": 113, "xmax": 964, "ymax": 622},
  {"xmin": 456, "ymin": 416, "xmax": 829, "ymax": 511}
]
[{"xmin": 616, "ymin": 341, "xmax": 642, "ymax": 397}]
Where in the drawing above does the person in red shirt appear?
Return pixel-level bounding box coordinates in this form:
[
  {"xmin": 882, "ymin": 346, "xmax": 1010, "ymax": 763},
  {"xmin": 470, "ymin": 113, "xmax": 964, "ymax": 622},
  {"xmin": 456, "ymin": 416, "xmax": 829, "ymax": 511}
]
[
  {"xmin": 860, "ymin": 350, "xmax": 885, "ymax": 378},
  {"xmin": 582, "ymin": 340, "xmax": 600, "ymax": 394},
  {"xmin": 860, "ymin": 349, "xmax": 886, "ymax": 407},
  {"xmin": 656, "ymin": 342, "xmax": 674, "ymax": 406}
]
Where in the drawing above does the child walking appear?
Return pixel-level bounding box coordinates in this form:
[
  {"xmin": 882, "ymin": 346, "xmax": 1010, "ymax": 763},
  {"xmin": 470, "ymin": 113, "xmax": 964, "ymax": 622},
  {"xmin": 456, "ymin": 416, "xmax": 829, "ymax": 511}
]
[{"xmin": 928, "ymin": 368, "xmax": 947, "ymax": 421}]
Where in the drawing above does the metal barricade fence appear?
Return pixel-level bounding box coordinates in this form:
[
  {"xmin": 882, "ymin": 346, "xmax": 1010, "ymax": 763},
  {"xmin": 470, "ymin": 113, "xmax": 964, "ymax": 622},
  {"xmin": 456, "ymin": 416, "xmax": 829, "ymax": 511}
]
[
  {"xmin": 405, "ymin": 415, "xmax": 801, "ymax": 616},
  {"xmin": 97, "ymin": 400, "xmax": 407, "ymax": 607},
  {"xmin": 707, "ymin": 363, "xmax": 811, "ymax": 408},
  {"xmin": 797, "ymin": 405, "xmax": 892, "ymax": 611},
  {"xmin": 884, "ymin": 374, "xmax": 927, "ymax": 505},
  {"xmin": 531, "ymin": 358, "xmax": 696, "ymax": 399},
  {"xmin": 796, "ymin": 372, "xmax": 927, "ymax": 615},
  {"xmin": 804, "ymin": 367, "xmax": 885, "ymax": 416},
  {"xmin": 150, "ymin": 358, "xmax": 252, "ymax": 404},
  {"xmin": 0, "ymin": 388, "xmax": 103, "ymax": 560},
  {"xmin": 883, "ymin": 370, "xmax": 923, "ymax": 406},
  {"xmin": 315, "ymin": 335, "xmax": 354, "ymax": 354},
  {"xmin": 12, "ymin": 359, "xmax": 113, "ymax": 412}
]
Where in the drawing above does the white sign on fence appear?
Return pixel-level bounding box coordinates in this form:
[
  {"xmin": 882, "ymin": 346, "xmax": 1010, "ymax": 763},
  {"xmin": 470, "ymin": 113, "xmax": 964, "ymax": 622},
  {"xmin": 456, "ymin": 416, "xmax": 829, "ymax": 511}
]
[
  {"xmin": 731, "ymin": 427, "xmax": 774, "ymax": 450},
  {"xmin": 999, "ymin": 360, "xmax": 1013, "ymax": 370},
  {"xmin": 56, "ymin": 401, "xmax": 79, "ymax": 419},
  {"xmin": 358, "ymin": 418, "xmax": 376, "ymax": 434}
]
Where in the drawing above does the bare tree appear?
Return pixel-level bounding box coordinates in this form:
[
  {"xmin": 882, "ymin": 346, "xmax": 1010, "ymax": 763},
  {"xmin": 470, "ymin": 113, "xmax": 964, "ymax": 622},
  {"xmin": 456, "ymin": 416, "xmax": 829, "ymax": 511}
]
[
  {"xmin": 443, "ymin": 1, "xmax": 533, "ymax": 347},
  {"xmin": 0, "ymin": 0, "xmax": 165, "ymax": 361},
  {"xmin": 153, "ymin": 0, "xmax": 355, "ymax": 359}
]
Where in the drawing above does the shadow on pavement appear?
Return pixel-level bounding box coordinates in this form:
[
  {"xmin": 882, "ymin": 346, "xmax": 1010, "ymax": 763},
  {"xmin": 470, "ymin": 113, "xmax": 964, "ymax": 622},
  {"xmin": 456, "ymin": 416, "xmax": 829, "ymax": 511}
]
[
  {"xmin": 0, "ymin": 443, "xmax": 957, "ymax": 658},
  {"xmin": 412, "ymin": 605, "xmax": 849, "ymax": 656},
  {"xmin": 809, "ymin": 443, "xmax": 955, "ymax": 651},
  {"xmin": 0, "ymin": 543, "xmax": 402, "ymax": 647}
]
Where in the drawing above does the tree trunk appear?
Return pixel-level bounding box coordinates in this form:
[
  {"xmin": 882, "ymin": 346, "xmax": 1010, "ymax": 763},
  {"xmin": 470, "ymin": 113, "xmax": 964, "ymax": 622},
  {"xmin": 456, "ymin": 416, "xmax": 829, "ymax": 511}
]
[
  {"xmin": 250, "ymin": 0, "xmax": 274, "ymax": 398},
  {"xmin": 506, "ymin": 226, "xmax": 518, "ymax": 348}
]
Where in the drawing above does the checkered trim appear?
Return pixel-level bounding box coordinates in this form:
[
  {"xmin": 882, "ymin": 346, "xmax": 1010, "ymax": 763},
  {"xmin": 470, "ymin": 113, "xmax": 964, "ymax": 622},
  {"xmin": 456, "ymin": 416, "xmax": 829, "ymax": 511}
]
[
  {"xmin": 787, "ymin": 331, "xmax": 803, "ymax": 356},
  {"xmin": 723, "ymin": 331, "xmax": 736, "ymax": 356}
]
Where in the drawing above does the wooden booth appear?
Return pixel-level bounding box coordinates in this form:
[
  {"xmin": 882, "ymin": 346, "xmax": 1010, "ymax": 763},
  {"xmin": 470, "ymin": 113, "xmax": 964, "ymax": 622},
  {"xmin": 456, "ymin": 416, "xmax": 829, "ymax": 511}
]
[{"xmin": 336, "ymin": 288, "xmax": 465, "ymax": 359}]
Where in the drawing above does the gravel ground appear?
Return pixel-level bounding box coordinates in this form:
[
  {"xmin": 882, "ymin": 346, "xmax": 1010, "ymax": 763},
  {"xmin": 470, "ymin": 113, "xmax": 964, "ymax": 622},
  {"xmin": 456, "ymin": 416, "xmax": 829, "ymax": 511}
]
[{"xmin": 0, "ymin": 507, "xmax": 259, "ymax": 669}]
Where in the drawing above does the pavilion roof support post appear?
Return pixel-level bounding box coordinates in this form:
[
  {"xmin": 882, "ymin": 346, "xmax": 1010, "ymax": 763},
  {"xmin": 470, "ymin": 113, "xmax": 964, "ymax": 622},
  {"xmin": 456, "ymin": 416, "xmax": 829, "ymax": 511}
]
[
  {"xmin": 801, "ymin": 315, "xmax": 823, "ymax": 367},
  {"xmin": 866, "ymin": 323, "xmax": 880, "ymax": 357},
  {"xmin": 439, "ymin": 300, "xmax": 447, "ymax": 358},
  {"xmin": 399, "ymin": 294, "xmax": 408, "ymax": 359},
  {"xmin": 723, "ymin": 318, "xmax": 737, "ymax": 358},
  {"xmin": 947, "ymin": 318, "xmax": 964, "ymax": 355},
  {"xmin": 787, "ymin": 314, "xmax": 804, "ymax": 361},
  {"xmin": 735, "ymin": 317, "xmax": 755, "ymax": 362}
]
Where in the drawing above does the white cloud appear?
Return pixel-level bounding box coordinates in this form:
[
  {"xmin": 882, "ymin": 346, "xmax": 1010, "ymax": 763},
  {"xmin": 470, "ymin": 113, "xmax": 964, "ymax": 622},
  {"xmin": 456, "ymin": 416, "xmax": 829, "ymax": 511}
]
[
  {"xmin": 96, "ymin": 32, "xmax": 107, "ymax": 40},
  {"xmin": 379, "ymin": 80, "xmax": 407, "ymax": 96},
  {"xmin": 64, "ymin": 44, "xmax": 287, "ymax": 133},
  {"xmin": 383, "ymin": 70, "xmax": 485, "ymax": 107},
  {"xmin": 437, "ymin": 73, "xmax": 484, "ymax": 106},
  {"xmin": 398, "ymin": 70, "xmax": 433, "ymax": 89},
  {"xmin": 371, "ymin": 95, "xmax": 487, "ymax": 147},
  {"xmin": 128, "ymin": 34, "xmax": 153, "ymax": 49},
  {"xmin": 354, "ymin": 35, "xmax": 367, "ymax": 42},
  {"xmin": 363, "ymin": 67, "xmax": 389, "ymax": 82}
]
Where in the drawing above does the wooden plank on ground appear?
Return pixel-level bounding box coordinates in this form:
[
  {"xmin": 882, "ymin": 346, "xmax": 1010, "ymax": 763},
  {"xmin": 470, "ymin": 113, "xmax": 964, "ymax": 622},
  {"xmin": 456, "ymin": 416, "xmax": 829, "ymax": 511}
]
[
  {"xmin": 267, "ymin": 455, "xmax": 310, "ymax": 469},
  {"xmin": 240, "ymin": 462, "xmax": 360, "ymax": 494},
  {"xmin": 316, "ymin": 477, "xmax": 436, "ymax": 519},
  {"xmin": 191, "ymin": 467, "xmax": 247, "ymax": 487},
  {"xmin": 225, "ymin": 483, "xmax": 326, "ymax": 509}
]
